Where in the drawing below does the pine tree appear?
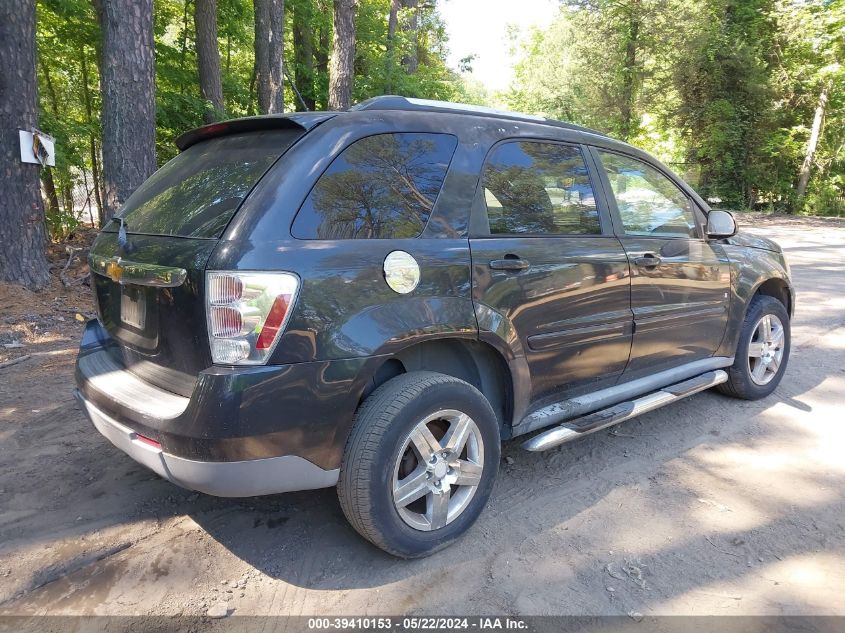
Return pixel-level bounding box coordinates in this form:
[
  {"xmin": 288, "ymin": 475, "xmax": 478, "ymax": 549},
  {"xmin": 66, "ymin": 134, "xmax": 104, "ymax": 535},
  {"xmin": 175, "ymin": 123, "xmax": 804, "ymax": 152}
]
[{"xmin": 0, "ymin": 0, "xmax": 50, "ymax": 289}]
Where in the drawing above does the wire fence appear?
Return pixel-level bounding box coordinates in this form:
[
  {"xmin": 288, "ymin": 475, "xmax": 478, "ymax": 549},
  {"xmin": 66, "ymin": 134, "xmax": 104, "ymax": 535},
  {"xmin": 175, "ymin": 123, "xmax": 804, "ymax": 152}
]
[
  {"xmin": 42, "ymin": 167, "xmax": 103, "ymax": 233},
  {"xmin": 69, "ymin": 177, "xmax": 101, "ymax": 227}
]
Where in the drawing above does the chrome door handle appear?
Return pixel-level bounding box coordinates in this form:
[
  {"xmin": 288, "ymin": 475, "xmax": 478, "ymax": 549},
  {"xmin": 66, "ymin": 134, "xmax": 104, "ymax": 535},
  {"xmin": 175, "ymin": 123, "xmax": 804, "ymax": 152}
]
[
  {"xmin": 633, "ymin": 254, "xmax": 661, "ymax": 268},
  {"xmin": 489, "ymin": 258, "xmax": 530, "ymax": 271}
]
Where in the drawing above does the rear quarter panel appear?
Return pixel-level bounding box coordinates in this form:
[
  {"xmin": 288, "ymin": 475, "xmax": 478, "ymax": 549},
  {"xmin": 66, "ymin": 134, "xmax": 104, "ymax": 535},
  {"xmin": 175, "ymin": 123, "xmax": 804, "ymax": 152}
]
[
  {"xmin": 209, "ymin": 238, "xmax": 478, "ymax": 364},
  {"xmin": 208, "ymin": 111, "xmax": 504, "ymax": 366}
]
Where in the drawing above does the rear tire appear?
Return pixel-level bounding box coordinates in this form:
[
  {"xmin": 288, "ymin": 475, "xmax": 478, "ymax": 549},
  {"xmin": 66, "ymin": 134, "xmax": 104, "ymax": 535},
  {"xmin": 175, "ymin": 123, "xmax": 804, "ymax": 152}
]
[
  {"xmin": 337, "ymin": 371, "xmax": 500, "ymax": 558},
  {"xmin": 718, "ymin": 295, "xmax": 790, "ymax": 400}
]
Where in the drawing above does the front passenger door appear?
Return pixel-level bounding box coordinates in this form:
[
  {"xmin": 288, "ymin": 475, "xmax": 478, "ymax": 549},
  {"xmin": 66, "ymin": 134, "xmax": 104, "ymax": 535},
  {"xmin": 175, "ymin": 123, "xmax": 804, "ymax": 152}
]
[{"xmin": 594, "ymin": 150, "xmax": 730, "ymax": 376}]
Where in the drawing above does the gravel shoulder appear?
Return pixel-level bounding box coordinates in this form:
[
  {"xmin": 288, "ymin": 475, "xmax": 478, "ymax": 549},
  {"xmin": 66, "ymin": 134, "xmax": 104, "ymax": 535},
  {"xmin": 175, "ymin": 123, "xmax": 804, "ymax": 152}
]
[{"xmin": 1, "ymin": 216, "xmax": 844, "ymax": 618}]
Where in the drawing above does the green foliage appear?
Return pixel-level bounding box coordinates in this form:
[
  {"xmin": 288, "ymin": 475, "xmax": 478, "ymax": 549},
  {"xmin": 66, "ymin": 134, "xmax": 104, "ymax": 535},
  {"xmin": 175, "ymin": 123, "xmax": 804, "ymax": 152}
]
[
  {"xmin": 674, "ymin": 0, "xmax": 778, "ymax": 208},
  {"xmin": 36, "ymin": 0, "xmax": 101, "ymax": 237},
  {"xmin": 792, "ymin": 0, "xmax": 845, "ymax": 215},
  {"xmin": 35, "ymin": 0, "xmax": 465, "ymax": 239},
  {"xmin": 348, "ymin": 0, "xmax": 466, "ymax": 103},
  {"xmin": 510, "ymin": 0, "xmax": 701, "ymax": 146},
  {"xmin": 34, "ymin": 0, "xmax": 845, "ymax": 233},
  {"xmin": 508, "ymin": 0, "xmax": 845, "ymax": 214}
]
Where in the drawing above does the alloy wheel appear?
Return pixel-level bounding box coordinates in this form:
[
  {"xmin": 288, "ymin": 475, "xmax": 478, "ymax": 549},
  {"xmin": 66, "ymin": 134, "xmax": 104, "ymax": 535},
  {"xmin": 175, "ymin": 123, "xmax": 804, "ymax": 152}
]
[
  {"xmin": 392, "ymin": 409, "xmax": 485, "ymax": 531},
  {"xmin": 747, "ymin": 313, "xmax": 785, "ymax": 386}
]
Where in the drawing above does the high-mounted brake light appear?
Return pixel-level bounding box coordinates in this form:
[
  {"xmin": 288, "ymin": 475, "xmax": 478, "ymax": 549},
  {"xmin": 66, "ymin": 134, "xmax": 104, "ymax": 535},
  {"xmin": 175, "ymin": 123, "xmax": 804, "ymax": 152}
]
[{"xmin": 206, "ymin": 271, "xmax": 299, "ymax": 365}]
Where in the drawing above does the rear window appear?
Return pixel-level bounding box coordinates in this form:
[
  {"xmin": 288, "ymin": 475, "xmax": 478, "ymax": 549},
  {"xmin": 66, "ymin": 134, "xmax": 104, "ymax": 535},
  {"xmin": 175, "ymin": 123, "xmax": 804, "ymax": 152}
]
[
  {"xmin": 291, "ymin": 132, "xmax": 458, "ymax": 239},
  {"xmin": 110, "ymin": 130, "xmax": 301, "ymax": 238}
]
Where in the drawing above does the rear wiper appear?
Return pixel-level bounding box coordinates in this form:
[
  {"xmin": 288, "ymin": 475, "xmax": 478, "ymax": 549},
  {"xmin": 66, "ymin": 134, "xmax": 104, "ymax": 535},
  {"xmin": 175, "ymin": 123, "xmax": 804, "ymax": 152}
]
[{"xmin": 110, "ymin": 216, "xmax": 128, "ymax": 247}]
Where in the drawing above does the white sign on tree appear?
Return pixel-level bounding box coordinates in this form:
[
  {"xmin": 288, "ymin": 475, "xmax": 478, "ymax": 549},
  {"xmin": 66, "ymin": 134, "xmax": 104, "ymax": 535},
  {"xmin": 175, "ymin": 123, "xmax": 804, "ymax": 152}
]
[{"xmin": 19, "ymin": 129, "xmax": 56, "ymax": 167}]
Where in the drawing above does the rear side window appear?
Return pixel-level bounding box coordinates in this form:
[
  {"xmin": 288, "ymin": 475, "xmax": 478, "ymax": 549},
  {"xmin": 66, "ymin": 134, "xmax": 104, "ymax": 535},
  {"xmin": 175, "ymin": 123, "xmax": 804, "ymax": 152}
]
[
  {"xmin": 292, "ymin": 132, "xmax": 458, "ymax": 239},
  {"xmin": 112, "ymin": 130, "xmax": 301, "ymax": 239},
  {"xmin": 481, "ymin": 141, "xmax": 601, "ymax": 235}
]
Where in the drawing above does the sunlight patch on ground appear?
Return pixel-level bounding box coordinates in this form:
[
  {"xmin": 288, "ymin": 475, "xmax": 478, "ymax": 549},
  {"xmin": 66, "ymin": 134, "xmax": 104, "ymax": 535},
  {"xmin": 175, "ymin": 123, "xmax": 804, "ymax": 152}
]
[
  {"xmin": 664, "ymin": 377, "xmax": 845, "ymax": 536},
  {"xmin": 655, "ymin": 552, "xmax": 845, "ymax": 615},
  {"xmin": 567, "ymin": 484, "xmax": 686, "ymax": 554},
  {"xmin": 812, "ymin": 326, "xmax": 845, "ymax": 350}
]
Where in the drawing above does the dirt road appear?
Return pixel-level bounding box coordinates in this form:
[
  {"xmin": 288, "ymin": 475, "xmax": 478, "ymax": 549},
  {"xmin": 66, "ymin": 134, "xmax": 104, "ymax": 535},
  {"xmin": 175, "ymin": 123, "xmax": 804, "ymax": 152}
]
[{"xmin": 1, "ymin": 216, "xmax": 844, "ymax": 619}]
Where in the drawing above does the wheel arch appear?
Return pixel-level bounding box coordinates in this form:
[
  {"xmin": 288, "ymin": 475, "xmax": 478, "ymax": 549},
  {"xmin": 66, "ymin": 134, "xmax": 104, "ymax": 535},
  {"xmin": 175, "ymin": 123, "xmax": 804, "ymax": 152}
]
[
  {"xmin": 753, "ymin": 277, "xmax": 793, "ymax": 317},
  {"xmin": 360, "ymin": 337, "xmax": 519, "ymax": 439}
]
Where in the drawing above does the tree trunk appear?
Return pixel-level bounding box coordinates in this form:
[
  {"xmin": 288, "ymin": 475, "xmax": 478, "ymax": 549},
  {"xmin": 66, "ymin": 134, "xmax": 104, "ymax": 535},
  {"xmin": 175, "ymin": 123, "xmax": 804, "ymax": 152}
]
[
  {"xmin": 94, "ymin": 0, "xmax": 157, "ymax": 222},
  {"xmin": 0, "ymin": 0, "xmax": 50, "ymax": 289},
  {"xmin": 248, "ymin": 62, "xmax": 258, "ymax": 115},
  {"xmin": 401, "ymin": 0, "xmax": 419, "ymax": 75},
  {"xmin": 180, "ymin": 0, "xmax": 189, "ymax": 94},
  {"xmin": 194, "ymin": 0, "xmax": 225, "ymax": 122},
  {"xmin": 384, "ymin": 0, "xmax": 400, "ymax": 92},
  {"xmin": 328, "ymin": 0, "xmax": 356, "ymax": 110},
  {"xmin": 90, "ymin": 140, "xmax": 105, "ymax": 226},
  {"xmin": 61, "ymin": 182, "xmax": 74, "ymax": 218},
  {"xmin": 38, "ymin": 58, "xmax": 62, "ymax": 221},
  {"xmin": 91, "ymin": 41, "xmax": 108, "ymax": 216},
  {"xmin": 42, "ymin": 169, "xmax": 61, "ymax": 218},
  {"xmin": 80, "ymin": 45, "xmax": 105, "ymax": 225},
  {"xmin": 292, "ymin": 0, "xmax": 316, "ymax": 110},
  {"xmin": 795, "ymin": 79, "xmax": 832, "ymax": 205},
  {"xmin": 41, "ymin": 57, "xmax": 71, "ymax": 219},
  {"xmin": 315, "ymin": 0, "xmax": 330, "ymax": 109},
  {"xmin": 619, "ymin": 11, "xmax": 640, "ymax": 142},
  {"xmin": 41, "ymin": 58, "xmax": 60, "ymax": 116},
  {"xmin": 254, "ymin": 0, "xmax": 285, "ymax": 114}
]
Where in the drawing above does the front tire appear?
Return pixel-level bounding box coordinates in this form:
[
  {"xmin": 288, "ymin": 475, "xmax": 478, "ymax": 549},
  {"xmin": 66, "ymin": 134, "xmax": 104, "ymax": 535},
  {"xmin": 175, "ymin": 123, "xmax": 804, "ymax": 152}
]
[
  {"xmin": 718, "ymin": 295, "xmax": 790, "ymax": 400},
  {"xmin": 337, "ymin": 371, "xmax": 500, "ymax": 558}
]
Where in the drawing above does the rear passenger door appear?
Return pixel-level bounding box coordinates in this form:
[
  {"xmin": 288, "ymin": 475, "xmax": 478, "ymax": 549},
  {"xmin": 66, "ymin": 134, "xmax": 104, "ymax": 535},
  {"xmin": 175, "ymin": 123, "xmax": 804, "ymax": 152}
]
[
  {"xmin": 592, "ymin": 149, "xmax": 730, "ymax": 376},
  {"xmin": 469, "ymin": 140, "xmax": 633, "ymax": 404}
]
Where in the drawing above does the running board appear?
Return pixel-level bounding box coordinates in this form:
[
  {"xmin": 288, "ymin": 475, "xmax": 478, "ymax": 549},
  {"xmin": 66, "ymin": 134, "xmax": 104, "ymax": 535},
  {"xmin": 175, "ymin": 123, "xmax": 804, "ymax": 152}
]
[{"xmin": 521, "ymin": 370, "xmax": 728, "ymax": 452}]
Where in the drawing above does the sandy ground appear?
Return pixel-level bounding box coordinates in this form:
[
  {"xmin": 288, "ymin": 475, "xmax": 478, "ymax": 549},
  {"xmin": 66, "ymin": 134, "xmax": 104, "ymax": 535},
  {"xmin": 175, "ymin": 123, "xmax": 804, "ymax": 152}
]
[{"xmin": 0, "ymin": 216, "xmax": 844, "ymax": 619}]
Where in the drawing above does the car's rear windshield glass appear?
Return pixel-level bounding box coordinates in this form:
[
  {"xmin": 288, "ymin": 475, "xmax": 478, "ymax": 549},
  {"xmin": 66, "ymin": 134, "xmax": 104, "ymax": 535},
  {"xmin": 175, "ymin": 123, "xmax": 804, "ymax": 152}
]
[{"xmin": 107, "ymin": 130, "xmax": 302, "ymax": 239}]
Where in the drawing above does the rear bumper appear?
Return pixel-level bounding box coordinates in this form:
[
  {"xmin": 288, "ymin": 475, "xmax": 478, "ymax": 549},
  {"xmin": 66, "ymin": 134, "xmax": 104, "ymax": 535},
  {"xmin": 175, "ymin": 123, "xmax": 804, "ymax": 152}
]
[
  {"xmin": 76, "ymin": 391, "xmax": 338, "ymax": 496},
  {"xmin": 75, "ymin": 320, "xmax": 380, "ymax": 496}
]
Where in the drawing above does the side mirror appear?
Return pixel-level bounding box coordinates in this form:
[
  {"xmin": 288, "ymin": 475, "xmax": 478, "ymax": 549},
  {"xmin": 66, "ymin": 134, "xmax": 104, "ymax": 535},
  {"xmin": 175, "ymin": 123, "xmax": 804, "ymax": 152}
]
[{"xmin": 706, "ymin": 209, "xmax": 737, "ymax": 238}]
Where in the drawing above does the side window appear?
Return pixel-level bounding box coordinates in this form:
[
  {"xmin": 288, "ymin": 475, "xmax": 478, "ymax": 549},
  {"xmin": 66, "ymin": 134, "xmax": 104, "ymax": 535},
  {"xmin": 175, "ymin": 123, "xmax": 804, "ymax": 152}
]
[
  {"xmin": 292, "ymin": 132, "xmax": 457, "ymax": 239},
  {"xmin": 598, "ymin": 151, "xmax": 697, "ymax": 238},
  {"xmin": 481, "ymin": 141, "xmax": 601, "ymax": 235}
]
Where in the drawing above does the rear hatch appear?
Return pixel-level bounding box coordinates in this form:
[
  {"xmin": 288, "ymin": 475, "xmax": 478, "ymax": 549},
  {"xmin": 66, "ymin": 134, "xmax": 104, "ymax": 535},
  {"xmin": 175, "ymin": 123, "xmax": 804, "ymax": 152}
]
[{"xmin": 89, "ymin": 127, "xmax": 305, "ymax": 396}]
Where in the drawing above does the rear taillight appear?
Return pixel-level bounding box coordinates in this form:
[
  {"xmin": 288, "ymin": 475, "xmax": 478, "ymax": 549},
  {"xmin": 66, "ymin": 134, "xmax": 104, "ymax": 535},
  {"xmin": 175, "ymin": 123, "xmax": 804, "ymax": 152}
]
[{"xmin": 206, "ymin": 271, "xmax": 299, "ymax": 365}]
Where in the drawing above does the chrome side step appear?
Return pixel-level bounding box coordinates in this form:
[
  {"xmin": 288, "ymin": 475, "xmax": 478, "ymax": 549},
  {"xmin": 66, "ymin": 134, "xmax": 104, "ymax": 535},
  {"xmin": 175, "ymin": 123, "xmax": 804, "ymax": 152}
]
[
  {"xmin": 516, "ymin": 356, "xmax": 734, "ymax": 435},
  {"xmin": 522, "ymin": 370, "xmax": 728, "ymax": 452}
]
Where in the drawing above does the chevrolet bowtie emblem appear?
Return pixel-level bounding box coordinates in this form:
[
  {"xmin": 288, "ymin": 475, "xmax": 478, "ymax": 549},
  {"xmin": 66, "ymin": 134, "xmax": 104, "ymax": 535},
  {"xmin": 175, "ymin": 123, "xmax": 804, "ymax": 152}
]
[{"xmin": 105, "ymin": 258, "xmax": 124, "ymax": 283}]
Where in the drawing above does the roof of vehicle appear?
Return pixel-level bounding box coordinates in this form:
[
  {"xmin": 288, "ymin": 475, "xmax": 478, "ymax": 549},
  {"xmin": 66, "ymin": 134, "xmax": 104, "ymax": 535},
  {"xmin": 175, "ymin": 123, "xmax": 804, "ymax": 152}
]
[
  {"xmin": 350, "ymin": 96, "xmax": 609, "ymax": 138},
  {"xmin": 176, "ymin": 96, "xmax": 610, "ymax": 150}
]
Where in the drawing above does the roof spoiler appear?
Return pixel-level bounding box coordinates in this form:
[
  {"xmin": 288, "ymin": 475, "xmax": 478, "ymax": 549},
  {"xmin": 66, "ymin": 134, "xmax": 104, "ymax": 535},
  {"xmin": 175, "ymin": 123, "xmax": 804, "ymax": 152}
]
[{"xmin": 175, "ymin": 113, "xmax": 335, "ymax": 151}]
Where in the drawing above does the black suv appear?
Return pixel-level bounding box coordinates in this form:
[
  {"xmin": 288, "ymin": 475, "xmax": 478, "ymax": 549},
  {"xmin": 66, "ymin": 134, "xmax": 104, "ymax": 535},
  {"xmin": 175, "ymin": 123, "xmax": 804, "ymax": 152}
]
[{"xmin": 76, "ymin": 96, "xmax": 793, "ymax": 558}]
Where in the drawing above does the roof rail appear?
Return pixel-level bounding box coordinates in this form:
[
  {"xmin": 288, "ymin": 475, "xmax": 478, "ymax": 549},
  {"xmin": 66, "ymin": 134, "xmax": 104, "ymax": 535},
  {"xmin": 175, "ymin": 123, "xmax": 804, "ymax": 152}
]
[{"xmin": 350, "ymin": 96, "xmax": 608, "ymax": 138}]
